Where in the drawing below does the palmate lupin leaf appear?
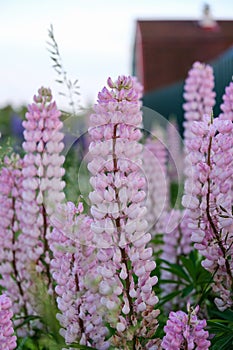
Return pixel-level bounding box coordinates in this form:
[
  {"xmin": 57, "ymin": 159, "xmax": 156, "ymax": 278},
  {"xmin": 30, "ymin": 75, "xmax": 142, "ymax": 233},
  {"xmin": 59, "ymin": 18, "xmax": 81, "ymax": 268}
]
[
  {"xmin": 158, "ymin": 250, "xmax": 213, "ymax": 307},
  {"xmin": 206, "ymin": 308, "xmax": 233, "ymax": 349},
  {"xmin": 47, "ymin": 24, "xmax": 81, "ymax": 115},
  {"xmin": 208, "ymin": 320, "xmax": 233, "ymax": 350}
]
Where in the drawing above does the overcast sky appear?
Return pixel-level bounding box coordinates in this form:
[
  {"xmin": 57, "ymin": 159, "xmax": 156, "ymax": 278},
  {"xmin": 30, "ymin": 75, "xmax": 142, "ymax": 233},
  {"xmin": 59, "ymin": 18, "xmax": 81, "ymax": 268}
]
[{"xmin": 0, "ymin": 0, "xmax": 233, "ymax": 110}]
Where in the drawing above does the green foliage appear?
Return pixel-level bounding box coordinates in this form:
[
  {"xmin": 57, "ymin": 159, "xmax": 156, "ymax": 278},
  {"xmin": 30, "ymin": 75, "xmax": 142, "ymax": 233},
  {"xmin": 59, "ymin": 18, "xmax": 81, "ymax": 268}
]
[
  {"xmin": 155, "ymin": 248, "xmax": 233, "ymax": 349},
  {"xmin": 15, "ymin": 271, "xmax": 65, "ymax": 350},
  {"xmin": 160, "ymin": 249, "xmax": 212, "ymax": 305},
  {"xmin": 158, "ymin": 250, "xmax": 213, "ymax": 309},
  {"xmin": 170, "ymin": 180, "xmax": 184, "ymax": 209},
  {"xmin": 0, "ymin": 138, "xmax": 14, "ymax": 168},
  {"xmin": 63, "ymin": 141, "xmax": 91, "ymax": 212},
  {"xmin": 0, "ymin": 105, "xmax": 26, "ymax": 136},
  {"xmin": 207, "ymin": 309, "xmax": 233, "ymax": 350},
  {"xmin": 0, "ymin": 105, "xmax": 15, "ymax": 137}
]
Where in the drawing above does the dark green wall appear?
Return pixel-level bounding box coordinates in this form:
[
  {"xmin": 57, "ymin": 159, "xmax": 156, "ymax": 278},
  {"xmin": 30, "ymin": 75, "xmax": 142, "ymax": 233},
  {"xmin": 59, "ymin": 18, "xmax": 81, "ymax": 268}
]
[{"xmin": 142, "ymin": 47, "xmax": 233, "ymax": 136}]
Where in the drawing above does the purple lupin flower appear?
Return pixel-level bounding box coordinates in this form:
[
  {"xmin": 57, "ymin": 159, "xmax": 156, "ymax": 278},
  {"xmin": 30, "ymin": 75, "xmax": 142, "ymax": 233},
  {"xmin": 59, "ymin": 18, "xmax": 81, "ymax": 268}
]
[
  {"xmin": 0, "ymin": 294, "xmax": 17, "ymax": 350},
  {"xmin": 162, "ymin": 304, "xmax": 210, "ymax": 350}
]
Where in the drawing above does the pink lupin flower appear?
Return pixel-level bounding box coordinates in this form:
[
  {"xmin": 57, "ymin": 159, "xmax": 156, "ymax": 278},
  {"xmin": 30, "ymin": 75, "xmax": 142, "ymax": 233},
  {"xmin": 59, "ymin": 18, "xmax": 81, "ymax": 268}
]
[
  {"xmin": 0, "ymin": 155, "xmax": 32, "ymax": 330},
  {"xmin": 183, "ymin": 61, "xmax": 216, "ymax": 141},
  {"xmin": 162, "ymin": 304, "xmax": 210, "ymax": 350},
  {"xmin": 0, "ymin": 294, "xmax": 17, "ymax": 350},
  {"xmin": 219, "ymin": 81, "xmax": 233, "ymax": 121},
  {"xmin": 20, "ymin": 87, "xmax": 65, "ymax": 294},
  {"xmin": 182, "ymin": 62, "xmax": 216, "ymax": 225},
  {"xmin": 182, "ymin": 113, "xmax": 233, "ymax": 310},
  {"xmin": 88, "ymin": 76, "xmax": 159, "ymax": 348},
  {"xmin": 50, "ymin": 202, "xmax": 109, "ymax": 349}
]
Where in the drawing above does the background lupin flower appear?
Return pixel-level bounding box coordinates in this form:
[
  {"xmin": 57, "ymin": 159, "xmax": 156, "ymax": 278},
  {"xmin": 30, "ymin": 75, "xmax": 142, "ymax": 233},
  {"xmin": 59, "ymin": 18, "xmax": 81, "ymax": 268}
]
[
  {"xmin": 160, "ymin": 209, "xmax": 192, "ymax": 310},
  {"xmin": 166, "ymin": 118, "xmax": 184, "ymax": 185},
  {"xmin": 50, "ymin": 202, "xmax": 109, "ymax": 349},
  {"xmin": 161, "ymin": 304, "xmax": 210, "ymax": 350},
  {"xmin": 181, "ymin": 62, "xmax": 233, "ymax": 311},
  {"xmin": 183, "ymin": 61, "xmax": 216, "ymax": 141},
  {"xmin": 0, "ymin": 294, "xmax": 17, "ymax": 350},
  {"xmin": 182, "ymin": 113, "xmax": 233, "ymax": 310},
  {"xmin": 0, "ymin": 155, "xmax": 34, "ymax": 333},
  {"xmin": 182, "ymin": 62, "xmax": 216, "ymax": 207},
  {"xmin": 88, "ymin": 76, "xmax": 160, "ymax": 349},
  {"xmin": 219, "ymin": 81, "xmax": 233, "ymax": 121},
  {"xmin": 143, "ymin": 130, "xmax": 169, "ymax": 237}
]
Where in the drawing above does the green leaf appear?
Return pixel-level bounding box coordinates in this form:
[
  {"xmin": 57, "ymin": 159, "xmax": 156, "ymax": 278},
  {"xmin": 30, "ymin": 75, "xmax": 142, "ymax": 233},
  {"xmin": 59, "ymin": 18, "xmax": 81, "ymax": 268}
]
[
  {"xmin": 210, "ymin": 309, "xmax": 233, "ymax": 322},
  {"xmin": 159, "ymin": 279, "xmax": 183, "ymax": 285},
  {"xmin": 208, "ymin": 319, "xmax": 232, "ymax": 324},
  {"xmin": 160, "ymin": 259, "xmax": 191, "ymax": 282},
  {"xmin": 180, "ymin": 255, "xmax": 196, "ymax": 282},
  {"xmin": 207, "ymin": 320, "xmax": 232, "ymax": 332},
  {"xmin": 157, "ymin": 290, "xmax": 181, "ymax": 307},
  {"xmin": 16, "ymin": 337, "xmax": 29, "ymax": 350},
  {"xmin": 181, "ymin": 284, "xmax": 194, "ymax": 297},
  {"xmin": 196, "ymin": 269, "xmax": 213, "ymax": 285},
  {"xmin": 211, "ymin": 333, "xmax": 233, "ymax": 350}
]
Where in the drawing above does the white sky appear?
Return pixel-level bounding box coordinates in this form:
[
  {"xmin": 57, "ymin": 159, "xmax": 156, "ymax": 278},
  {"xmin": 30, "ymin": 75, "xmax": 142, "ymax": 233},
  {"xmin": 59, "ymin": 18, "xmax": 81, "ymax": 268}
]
[{"xmin": 0, "ymin": 0, "xmax": 233, "ymax": 110}]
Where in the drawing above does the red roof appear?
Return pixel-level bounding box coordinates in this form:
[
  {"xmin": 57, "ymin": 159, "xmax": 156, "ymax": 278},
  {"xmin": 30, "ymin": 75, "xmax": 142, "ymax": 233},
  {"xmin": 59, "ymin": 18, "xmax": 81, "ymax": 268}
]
[{"xmin": 134, "ymin": 20, "xmax": 233, "ymax": 93}]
